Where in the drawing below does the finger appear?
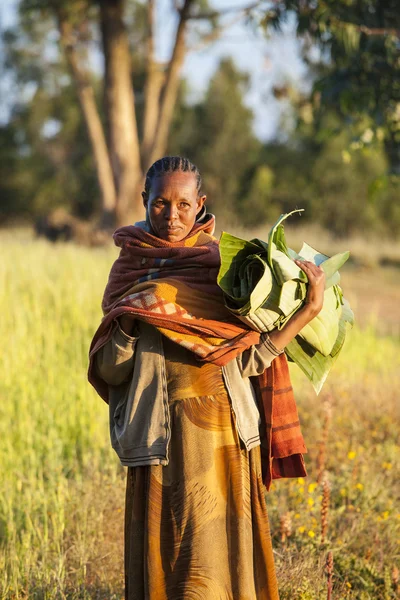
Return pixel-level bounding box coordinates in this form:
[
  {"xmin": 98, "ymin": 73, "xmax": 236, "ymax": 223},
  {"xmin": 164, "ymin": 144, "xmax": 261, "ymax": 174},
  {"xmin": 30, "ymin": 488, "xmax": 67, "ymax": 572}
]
[
  {"xmin": 306, "ymin": 264, "xmax": 322, "ymax": 277},
  {"xmin": 295, "ymin": 261, "xmax": 323, "ymax": 285},
  {"xmin": 295, "ymin": 260, "xmax": 322, "ymax": 274},
  {"xmin": 304, "ymin": 263, "xmax": 325, "ymax": 279},
  {"xmin": 295, "ymin": 259, "xmax": 314, "ymax": 272},
  {"xmin": 295, "ymin": 263, "xmax": 314, "ymax": 282}
]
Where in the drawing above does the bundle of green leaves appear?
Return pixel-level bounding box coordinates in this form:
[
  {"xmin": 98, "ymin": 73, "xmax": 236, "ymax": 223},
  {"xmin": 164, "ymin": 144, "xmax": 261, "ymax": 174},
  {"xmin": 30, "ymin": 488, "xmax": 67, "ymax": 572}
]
[{"xmin": 218, "ymin": 210, "xmax": 354, "ymax": 393}]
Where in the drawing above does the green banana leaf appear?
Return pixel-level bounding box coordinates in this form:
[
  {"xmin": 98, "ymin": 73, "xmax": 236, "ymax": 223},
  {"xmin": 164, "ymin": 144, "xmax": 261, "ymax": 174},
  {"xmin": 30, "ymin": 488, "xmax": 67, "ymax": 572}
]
[
  {"xmin": 285, "ymin": 298, "xmax": 354, "ymax": 394},
  {"xmin": 218, "ymin": 210, "xmax": 354, "ymax": 394}
]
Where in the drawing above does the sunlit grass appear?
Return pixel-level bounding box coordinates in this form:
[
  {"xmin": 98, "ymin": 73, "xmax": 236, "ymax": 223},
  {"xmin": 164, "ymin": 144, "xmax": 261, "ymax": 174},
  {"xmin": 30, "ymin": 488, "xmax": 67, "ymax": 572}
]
[
  {"xmin": 1, "ymin": 234, "xmax": 399, "ymax": 599},
  {"xmin": 1, "ymin": 239, "xmax": 123, "ymax": 599}
]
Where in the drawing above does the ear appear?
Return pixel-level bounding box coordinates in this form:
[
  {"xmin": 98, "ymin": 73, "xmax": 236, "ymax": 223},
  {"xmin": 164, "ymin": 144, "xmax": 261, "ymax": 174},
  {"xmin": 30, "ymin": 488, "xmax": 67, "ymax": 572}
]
[
  {"xmin": 142, "ymin": 191, "xmax": 148, "ymax": 209},
  {"xmin": 196, "ymin": 194, "xmax": 206, "ymax": 215}
]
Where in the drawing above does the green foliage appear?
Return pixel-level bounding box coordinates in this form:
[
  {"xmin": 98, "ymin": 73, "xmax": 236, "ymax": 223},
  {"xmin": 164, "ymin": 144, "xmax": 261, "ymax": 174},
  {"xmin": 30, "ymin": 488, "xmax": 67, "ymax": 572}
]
[
  {"xmin": 246, "ymin": 112, "xmax": 400, "ymax": 237},
  {"xmin": 171, "ymin": 58, "xmax": 262, "ymax": 220},
  {"xmin": 1, "ymin": 0, "xmax": 400, "ymax": 239},
  {"xmin": 309, "ymin": 123, "xmax": 389, "ymax": 236},
  {"xmin": 0, "ymin": 4, "xmax": 100, "ymax": 221},
  {"xmin": 239, "ymin": 165, "xmax": 279, "ymax": 227},
  {"xmin": 251, "ymin": 0, "xmax": 400, "ymax": 237},
  {"xmin": 259, "ymin": 0, "xmax": 400, "ymax": 172}
]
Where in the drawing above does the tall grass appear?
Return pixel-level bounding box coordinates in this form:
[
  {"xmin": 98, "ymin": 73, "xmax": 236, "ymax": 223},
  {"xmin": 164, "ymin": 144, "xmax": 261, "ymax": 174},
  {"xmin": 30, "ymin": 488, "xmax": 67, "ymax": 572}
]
[
  {"xmin": 1, "ymin": 238, "xmax": 123, "ymax": 599},
  {"xmin": 1, "ymin": 235, "xmax": 399, "ymax": 599}
]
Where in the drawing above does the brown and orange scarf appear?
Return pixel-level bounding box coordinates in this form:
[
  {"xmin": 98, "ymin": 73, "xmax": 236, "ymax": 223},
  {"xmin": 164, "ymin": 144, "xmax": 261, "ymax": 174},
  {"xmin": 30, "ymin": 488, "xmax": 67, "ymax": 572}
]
[{"xmin": 88, "ymin": 215, "xmax": 307, "ymax": 489}]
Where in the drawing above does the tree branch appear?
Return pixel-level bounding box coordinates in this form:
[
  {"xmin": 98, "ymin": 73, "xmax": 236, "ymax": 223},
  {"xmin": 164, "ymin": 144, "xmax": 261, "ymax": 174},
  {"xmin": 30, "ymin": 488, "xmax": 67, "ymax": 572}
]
[
  {"xmin": 326, "ymin": 14, "xmax": 400, "ymax": 39},
  {"xmin": 187, "ymin": 13, "xmax": 245, "ymax": 53},
  {"xmin": 358, "ymin": 24, "xmax": 400, "ymax": 37},
  {"xmin": 186, "ymin": 1, "xmax": 259, "ymax": 20}
]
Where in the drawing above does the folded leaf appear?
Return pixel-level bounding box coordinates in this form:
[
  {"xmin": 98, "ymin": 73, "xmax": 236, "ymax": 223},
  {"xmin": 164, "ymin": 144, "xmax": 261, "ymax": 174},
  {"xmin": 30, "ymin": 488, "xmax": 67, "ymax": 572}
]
[
  {"xmin": 285, "ymin": 296, "xmax": 354, "ymax": 393},
  {"xmin": 218, "ymin": 210, "xmax": 354, "ymax": 393}
]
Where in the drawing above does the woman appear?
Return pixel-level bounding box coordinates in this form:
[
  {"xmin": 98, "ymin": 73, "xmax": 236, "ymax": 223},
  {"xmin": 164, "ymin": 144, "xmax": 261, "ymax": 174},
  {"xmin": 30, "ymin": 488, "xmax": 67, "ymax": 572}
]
[{"xmin": 89, "ymin": 156, "xmax": 325, "ymax": 600}]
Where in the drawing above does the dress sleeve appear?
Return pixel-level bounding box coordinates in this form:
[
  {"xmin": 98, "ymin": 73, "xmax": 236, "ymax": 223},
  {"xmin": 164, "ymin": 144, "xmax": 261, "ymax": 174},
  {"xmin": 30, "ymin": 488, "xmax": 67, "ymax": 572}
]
[
  {"xmin": 95, "ymin": 323, "xmax": 139, "ymax": 386},
  {"xmin": 236, "ymin": 332, "xmax": 283, "ymax": 378}
]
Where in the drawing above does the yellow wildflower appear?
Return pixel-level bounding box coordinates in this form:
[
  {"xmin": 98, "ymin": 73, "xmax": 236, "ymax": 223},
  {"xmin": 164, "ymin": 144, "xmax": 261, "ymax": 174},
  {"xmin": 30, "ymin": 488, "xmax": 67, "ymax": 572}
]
[
  {"xmin": 298, "ymin": 526, "xmax": 305, "ymax": 534},
  {"xmin": 342, "ymin": 150, "xmax": 351, "ymax": 164},
  {"xmin": 308, "ymin": 483, "xmax": 317, "ymax": 493},
  {"xmin": 308, "ymin": 530, "xmax": 315, "ymax": 538},
  {"xmin": 347, "ymin": 451, "xmax": 356, "ymax": 460},
  {"xmin": 355, "ymin": 483, "xmax": 364, "ymax": 491}
]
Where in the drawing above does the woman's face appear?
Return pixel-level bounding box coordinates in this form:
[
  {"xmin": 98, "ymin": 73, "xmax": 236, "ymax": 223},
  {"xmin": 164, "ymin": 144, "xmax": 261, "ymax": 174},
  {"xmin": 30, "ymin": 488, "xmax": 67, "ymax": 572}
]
[{"xmin": 143, "ymin": 171, "xmax": 206, "ymax": 242}]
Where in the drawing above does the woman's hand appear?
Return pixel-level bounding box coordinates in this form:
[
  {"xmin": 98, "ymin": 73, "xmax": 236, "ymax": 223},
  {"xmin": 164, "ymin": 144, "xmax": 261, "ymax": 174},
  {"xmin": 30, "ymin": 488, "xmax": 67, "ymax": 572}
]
[
  {"xmin": 294, "ymin": 259, "xmax": 326, "ymax": 318},
  {"xmin": 267, "ymin": 260, "xmax": 325, "ymax": 353}
]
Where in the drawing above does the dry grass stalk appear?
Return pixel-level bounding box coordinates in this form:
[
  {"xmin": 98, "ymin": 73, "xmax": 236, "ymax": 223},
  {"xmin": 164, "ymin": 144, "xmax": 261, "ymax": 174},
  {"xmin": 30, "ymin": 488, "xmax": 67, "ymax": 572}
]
[
  {"xmin": 325, "ymin": 551, "xmax": 334, "ymax": 600},
  {"xmin": 321, "ymin": 472, "xmax": 331, "ymax": 544},
  {"xmin": 317, "ymin": 396, "xmax": 332, "ymax": 483},
  {"xmin": 392, "ymin": 566, "xmax": 399, "ymax": 593},
  {"xmin": 279, "ymin": 512, "xmax": 292, "ymax": 544}
]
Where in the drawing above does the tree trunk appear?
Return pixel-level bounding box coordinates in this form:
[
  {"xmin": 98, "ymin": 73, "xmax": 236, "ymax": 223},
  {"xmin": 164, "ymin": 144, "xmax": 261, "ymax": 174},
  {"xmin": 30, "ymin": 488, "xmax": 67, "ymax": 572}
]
[
  {"xmin": 100, "ymin": 0, "xmax": 143, "ymax": 225},
  {"xmin": 58, "ymin": 15, "xmax": 117, "ymax": 227},
  {"xmin": 147, "ymin": 0, "xmax": 194, "ymax": 167},
  {"xmin": 141, "ymin": 0, "xmax": 165, "ymax": 170}
]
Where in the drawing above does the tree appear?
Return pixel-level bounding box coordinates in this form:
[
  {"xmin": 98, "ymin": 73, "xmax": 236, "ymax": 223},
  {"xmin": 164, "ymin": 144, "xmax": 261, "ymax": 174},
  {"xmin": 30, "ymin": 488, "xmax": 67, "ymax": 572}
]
[
  {"xmin": 257, "ymin": 0, "xmax": 400, "ymax": 173},
  {"xmin": 172, "ymin": 58, "xmax": 262, "ymax": 221},
  {"xmin": 239, "ymin": 165, "xmax": 277, "ymax": 227},
  {"xmin": 4, "ymin": 0, "xmax": 258, "ymax": 226},
  {"xmin": 0, "ymin": 30, "xmax": 98, "ymax": 223}
]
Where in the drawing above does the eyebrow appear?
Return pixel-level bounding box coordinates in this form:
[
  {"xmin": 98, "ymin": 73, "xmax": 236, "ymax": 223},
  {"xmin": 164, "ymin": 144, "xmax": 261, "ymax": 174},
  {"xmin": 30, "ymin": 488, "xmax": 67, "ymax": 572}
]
[{"xmin": 154, "ymin": 196, "xmax": 192, "ymax": 202}]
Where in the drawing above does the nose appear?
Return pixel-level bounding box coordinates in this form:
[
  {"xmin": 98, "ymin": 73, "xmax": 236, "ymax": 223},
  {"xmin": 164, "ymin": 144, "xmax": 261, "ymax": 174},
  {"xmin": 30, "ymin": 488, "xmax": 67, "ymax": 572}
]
[{"xmin": 164, "ymin": 203, "xmax": 178, "ymax": 220}]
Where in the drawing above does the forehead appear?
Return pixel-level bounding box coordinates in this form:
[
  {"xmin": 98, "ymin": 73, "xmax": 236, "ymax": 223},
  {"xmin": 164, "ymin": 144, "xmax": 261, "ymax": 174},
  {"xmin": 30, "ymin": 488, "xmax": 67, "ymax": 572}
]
[{"xmin": 150, "ymin": 171, "xmax": 198, "ymax": 199}]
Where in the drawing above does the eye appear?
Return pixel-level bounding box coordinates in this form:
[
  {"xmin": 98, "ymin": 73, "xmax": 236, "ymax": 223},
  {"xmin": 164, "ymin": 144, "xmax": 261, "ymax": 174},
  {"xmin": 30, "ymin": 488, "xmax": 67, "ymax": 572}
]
[{"xmin": 179, "ymin": 202, "xmax": 190, "ymax": 209}]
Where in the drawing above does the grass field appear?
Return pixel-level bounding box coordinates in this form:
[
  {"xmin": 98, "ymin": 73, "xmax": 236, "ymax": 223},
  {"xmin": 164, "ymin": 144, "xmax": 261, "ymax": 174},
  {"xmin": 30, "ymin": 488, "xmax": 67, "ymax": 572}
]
[{"xmin": 1, "ymin": 231, "xmax": 399, "ymax": 599}]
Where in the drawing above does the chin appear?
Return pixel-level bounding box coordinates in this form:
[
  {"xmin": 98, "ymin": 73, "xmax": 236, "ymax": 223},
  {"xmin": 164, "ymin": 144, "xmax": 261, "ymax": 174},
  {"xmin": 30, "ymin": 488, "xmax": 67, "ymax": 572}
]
[{"xmin": 165, "ymin": 233, "xmax": 185, "ymax": 242}]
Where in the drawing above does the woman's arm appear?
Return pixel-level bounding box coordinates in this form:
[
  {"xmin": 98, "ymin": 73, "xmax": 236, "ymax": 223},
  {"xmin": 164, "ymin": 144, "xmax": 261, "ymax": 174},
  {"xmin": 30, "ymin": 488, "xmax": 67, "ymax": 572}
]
[
  {"xmin": 95, "ymin": 317, "xmax": 139, "ymax": 385},
  {"xmin": 238, "ymin": 259, "xmax": 326, "ymax": 378},
  {"xmin": 268, "ymin": 259, "xmax": 325, "ymax": 352}
]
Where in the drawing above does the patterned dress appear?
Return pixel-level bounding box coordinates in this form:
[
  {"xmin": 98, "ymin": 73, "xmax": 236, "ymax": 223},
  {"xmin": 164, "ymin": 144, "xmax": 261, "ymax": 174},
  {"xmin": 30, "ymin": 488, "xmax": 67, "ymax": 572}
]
[{"xmin": 124, "ymin": 337, "xmax": 280, "ymax": 600}]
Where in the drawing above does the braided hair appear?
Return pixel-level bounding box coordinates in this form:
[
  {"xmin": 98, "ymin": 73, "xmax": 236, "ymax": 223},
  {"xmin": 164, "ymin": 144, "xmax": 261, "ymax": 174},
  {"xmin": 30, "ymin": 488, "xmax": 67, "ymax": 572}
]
[{"xmin": 143, "ymin": 156, "xmax": 202, "ymax": 198}]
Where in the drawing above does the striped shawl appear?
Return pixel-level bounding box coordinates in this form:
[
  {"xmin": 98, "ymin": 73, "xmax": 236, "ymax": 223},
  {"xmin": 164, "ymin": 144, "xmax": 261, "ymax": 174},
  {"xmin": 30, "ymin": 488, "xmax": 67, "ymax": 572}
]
[{"xmin": 89, "ymin": 215, "xmax": 307, "ymax": 489}]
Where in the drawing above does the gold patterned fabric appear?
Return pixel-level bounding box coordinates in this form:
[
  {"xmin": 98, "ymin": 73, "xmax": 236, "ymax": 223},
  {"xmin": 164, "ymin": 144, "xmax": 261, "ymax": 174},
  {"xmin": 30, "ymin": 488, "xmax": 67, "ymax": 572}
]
[{"xmin": 124, "ymin": 338, "xmax": 280, "ymax": 600}]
